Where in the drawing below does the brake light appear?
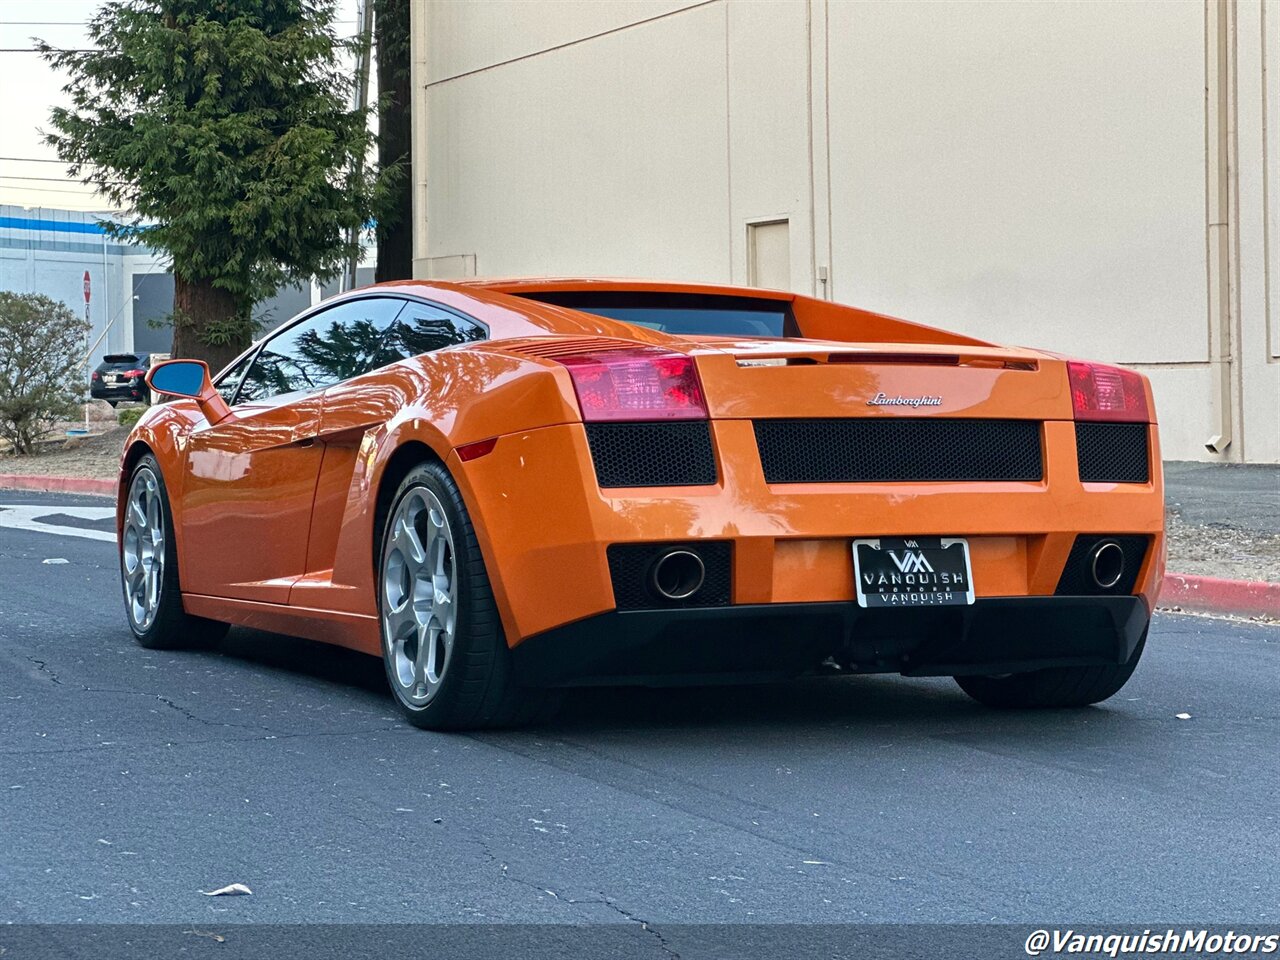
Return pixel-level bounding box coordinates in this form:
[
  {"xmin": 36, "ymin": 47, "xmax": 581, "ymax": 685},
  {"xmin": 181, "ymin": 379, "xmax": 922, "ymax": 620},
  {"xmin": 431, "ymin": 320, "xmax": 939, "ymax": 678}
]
[
  {"xmin": 122, "ymin": 369, "xmax": 145, "ymax": 378},
  {"xmin": 91, "ymin": 371, "xmax": 100, "ymax": 381},
  {"xmin": 1067, "ymin": 361, "xmax": 1150, "ymax": 422},
  {"xmin": 557, "ymin": 348, "xmax": 708, "ymax": 421}
]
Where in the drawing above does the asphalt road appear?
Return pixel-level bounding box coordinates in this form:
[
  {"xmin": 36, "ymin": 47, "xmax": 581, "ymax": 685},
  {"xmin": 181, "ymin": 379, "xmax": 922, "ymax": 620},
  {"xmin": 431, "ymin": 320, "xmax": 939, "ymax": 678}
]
[
  {"xmin": 1165, "ymin": 461, "xmax": 1280, "ymax": 534},
  {"xmin": 2, "ymin": 491, "xmax": 1278, "ymax": 941}
]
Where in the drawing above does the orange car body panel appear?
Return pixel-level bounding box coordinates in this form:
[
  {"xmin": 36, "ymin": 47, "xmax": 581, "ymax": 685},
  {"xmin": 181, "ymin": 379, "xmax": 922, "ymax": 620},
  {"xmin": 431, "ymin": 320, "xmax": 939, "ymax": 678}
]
[{"xmin": 119, "ymin": 279, "xmax": 1165, "ymax": 660}]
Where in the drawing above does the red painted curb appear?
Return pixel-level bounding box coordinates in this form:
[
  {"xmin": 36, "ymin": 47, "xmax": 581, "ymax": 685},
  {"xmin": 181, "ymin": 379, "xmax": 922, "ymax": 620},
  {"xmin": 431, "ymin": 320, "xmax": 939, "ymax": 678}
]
[
  {"xmin": 0, "ymin": 474, "xmax": 116, "ymax": 497},
  {"xmin": 1159, "ymin": 574, "xmax": 1280, "ymax": 619}
]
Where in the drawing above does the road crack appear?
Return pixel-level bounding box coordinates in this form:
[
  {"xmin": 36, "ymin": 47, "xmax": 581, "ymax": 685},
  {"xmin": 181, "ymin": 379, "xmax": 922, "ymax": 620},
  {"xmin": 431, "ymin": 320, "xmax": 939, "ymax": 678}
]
[
  {"xmin": 466, "ymin": 833, "xmax": 560, "ymax": 902},
  {"xmin": 78, "ymin": 685, "xmax": 270, "ymax": 732},
  {"xmin": 26, "ymin": 657, "xmax": 61, "ymax": 684},
  {"xmin": 458, "ymin": 831, "xmax": 678, "ymax": 955},
  {"xmin": 593, "ymin": 899, "xmax": 680, "ymax": 958}
]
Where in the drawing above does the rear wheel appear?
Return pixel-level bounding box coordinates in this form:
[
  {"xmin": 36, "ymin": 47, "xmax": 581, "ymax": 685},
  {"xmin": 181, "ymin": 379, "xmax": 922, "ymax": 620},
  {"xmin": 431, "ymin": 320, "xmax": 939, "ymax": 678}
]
[
  {"xmin": 121, "ymin": 455, "xmax": 228, "ymax": 649},
  {"xmin": 378, "ymin": 460, "xmax": 559, "ymax": 730},
  {"xmin": 954, "ymin": 629, "xmax": 1147, "ymax": 708}
]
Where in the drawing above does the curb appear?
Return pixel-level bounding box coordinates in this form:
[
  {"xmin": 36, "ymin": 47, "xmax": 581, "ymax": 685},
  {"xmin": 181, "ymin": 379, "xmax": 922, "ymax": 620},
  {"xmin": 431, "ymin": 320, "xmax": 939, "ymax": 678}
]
[
  {"xmin": 1, "ymin": 472, "xmax": 1277, "ymax": 619},
  {"xmin": 0, "ymin": 474, "xmax": 116, "ymax": 497},
  {"xmin": 1159, "ymin": 574, "xmax": 1280, "ymax": 620}
]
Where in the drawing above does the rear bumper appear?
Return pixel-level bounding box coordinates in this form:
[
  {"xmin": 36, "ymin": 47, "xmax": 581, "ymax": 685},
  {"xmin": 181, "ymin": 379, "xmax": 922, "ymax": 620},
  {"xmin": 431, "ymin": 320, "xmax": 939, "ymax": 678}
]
[
  {"xmin": 91, "ymin": 382, "xmax": 145, "ymax": 401},
  {"xmin": 511, "ymin": 595, "xmax": 1150, "ymax": 687},
  {"xmin": 452, "ymin": 422, "xmax": 1166, "ymax": 645}
]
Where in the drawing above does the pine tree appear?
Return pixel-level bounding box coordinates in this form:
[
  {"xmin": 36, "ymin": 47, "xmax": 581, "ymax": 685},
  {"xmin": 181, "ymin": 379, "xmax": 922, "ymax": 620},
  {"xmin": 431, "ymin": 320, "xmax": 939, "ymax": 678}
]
[
  {"xmin": 41, "ymin": 1, "xmax": 387, "ymax": 371},
  {"xmin": 374, "ymin": 0, "xmax": 412, "ymax": 282}
]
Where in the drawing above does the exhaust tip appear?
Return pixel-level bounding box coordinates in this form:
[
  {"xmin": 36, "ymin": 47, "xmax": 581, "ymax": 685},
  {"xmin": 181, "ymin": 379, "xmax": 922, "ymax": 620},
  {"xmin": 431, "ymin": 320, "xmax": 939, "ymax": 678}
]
[
  {"xmin": 650, "ymin": 549, "xmax": 706, "ymax": 601},
  {"xmin": 1090, "ymin": 541, "xmax": 1126, "ymax": 590}
]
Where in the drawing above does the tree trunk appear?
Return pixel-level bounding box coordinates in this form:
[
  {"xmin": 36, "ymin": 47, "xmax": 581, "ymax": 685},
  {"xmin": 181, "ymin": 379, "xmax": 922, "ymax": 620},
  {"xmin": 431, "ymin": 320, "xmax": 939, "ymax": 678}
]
[
  {"xmin": 171, "ymin": 274, "xmax": 245, "ymax": 374},
  {"xmin": 375, "ymin": 0, "xmax": 414, "ymax": 283}
]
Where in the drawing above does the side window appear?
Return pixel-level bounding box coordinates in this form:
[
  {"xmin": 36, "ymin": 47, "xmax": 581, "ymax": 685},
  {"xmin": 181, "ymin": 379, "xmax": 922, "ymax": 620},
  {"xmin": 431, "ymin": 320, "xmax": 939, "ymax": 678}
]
[
  {"xmin": 214, "ymin": 351, "xmax": 256, "ymax": 404},
  {"xmin": 390, "ymin": 303, "xmax": 486, "ymax": 356},
  {"xmin": 233, "ymin": 297, "xmax": 487, "ymax": 405},
  {"xmin": 236, "ymin": 298, "xmax": 405, "ymax": 403}
]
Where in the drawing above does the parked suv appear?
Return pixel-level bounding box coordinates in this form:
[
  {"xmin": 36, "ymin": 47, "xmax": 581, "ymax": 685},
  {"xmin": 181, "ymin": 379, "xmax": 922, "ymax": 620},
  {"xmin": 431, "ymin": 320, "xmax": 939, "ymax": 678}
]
[{"xmin": 90, "ymin": 353, "xmax": 152, "ymax": 407}]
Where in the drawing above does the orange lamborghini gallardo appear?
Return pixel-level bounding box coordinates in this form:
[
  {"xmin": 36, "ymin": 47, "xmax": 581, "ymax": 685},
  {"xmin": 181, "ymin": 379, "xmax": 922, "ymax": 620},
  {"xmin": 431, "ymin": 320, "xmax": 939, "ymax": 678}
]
[{"xmin": 119, "ymin": 279, "xmax": 1163, "ymax": 729}]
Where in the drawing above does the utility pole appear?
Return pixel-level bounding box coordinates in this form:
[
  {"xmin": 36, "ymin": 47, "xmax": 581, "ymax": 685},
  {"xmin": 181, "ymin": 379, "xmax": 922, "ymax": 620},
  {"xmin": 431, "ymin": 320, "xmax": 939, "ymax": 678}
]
[
  {"xmin": 82, "ymin": 271, "xmax": 91, "ymax": 432},
  {"xmin": 345, "ymin": 0, "xmax": 376, "ymax": 291}
]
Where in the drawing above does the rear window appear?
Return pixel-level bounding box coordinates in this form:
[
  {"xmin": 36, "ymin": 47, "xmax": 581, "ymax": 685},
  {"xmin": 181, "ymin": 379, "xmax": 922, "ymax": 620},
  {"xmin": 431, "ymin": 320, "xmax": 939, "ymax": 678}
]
[{"xmin": 518, "ymin": 291, "xmax": 795, "ymax": 338}]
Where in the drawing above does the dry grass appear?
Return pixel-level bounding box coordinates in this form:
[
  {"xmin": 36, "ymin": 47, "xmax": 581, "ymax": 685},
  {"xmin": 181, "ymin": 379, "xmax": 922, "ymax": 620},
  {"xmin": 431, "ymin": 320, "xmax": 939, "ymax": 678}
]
[
  {"xmin": 0, "ymin": 424, "xmax": 128, "ymax": 479},
  {"xmin": 1165, "ymin": 511, "xmax": 1280, "ymax": 584}
]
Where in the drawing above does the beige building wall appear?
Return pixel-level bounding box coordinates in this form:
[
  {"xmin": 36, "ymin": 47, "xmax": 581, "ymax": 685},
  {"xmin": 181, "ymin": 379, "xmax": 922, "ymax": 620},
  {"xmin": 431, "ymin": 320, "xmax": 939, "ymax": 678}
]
[{"xmin": 411, "ymin": 0, "xmax": 1280, "ymax": 463}]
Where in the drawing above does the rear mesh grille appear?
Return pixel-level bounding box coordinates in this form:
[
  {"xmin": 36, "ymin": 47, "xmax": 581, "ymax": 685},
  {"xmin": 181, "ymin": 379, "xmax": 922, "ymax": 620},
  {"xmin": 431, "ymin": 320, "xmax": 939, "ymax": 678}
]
[
  {"xmin": 585, "ymin": 422, "xmax": 717, "ymax": 487},
  {"xmin": 753, "ymin": 418, "xmax": 1043, "ymax": 483},
  {"xmin": 1076, "ymin": 422, "xmax": 1150, "ymax": 483},
  {"xmin": 607, "ymin": 542, "xmax": 732, "ymax": 609},
  {"xmin": 1055, "ymin": 535, "xmax": 1150, "ymax": 596}
]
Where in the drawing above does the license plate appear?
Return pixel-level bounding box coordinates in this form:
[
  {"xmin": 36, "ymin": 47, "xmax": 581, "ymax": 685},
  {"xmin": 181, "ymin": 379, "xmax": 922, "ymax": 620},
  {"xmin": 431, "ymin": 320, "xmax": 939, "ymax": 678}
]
[
  {"xmin": 852, "ymin": 537, "xmax": 975, "ymax": 608},
  {"xmin": 107, "ymin": 374, "xmax": 122, "ymax": 383}
]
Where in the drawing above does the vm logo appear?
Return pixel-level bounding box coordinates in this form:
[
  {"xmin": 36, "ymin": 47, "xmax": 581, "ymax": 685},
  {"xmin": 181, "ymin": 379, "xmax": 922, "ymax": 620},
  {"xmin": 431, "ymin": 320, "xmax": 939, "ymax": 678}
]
[{"xmin": 889, "ymin": 550, "xmax": 934, "ymax": 574}]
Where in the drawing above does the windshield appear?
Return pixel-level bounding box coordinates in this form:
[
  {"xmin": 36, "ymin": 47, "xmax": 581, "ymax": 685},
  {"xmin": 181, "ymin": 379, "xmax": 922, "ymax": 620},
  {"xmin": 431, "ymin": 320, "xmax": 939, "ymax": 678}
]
[{"xmin": 518, "ymin": 291, "xmax": 795, "ymax": 338}]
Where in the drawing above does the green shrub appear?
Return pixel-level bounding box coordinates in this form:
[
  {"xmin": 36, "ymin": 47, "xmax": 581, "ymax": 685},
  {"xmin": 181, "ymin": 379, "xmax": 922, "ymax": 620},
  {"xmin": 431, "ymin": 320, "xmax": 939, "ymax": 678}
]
[
  {"xmin": 0, "ymin": 292, "xmax": 90, "ymax": 453},
  {"xmin": 117, "ymin": 406, "xmax": 145, "ymax": 429}
]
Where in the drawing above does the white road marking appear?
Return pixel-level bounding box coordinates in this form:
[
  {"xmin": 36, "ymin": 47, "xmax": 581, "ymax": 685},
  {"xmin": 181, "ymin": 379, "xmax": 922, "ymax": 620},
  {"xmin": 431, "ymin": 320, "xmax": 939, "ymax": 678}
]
[{"xmin": 0, "ymin": 505, "xmax": 117, "ymax": 543}]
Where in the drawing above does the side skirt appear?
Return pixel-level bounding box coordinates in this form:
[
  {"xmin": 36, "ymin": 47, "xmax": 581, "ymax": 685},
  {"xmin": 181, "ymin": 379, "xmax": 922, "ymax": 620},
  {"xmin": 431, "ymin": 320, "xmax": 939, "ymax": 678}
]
[{"xmin": 182, "ymin": 593, "xmax": 381, "ymax": 656}]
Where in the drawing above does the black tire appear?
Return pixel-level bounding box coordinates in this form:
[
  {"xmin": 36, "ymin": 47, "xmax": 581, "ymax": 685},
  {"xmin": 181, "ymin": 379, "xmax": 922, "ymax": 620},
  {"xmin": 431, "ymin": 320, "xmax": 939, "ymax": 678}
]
[
  {"xmin": 377, "ymin": 460, "xmax": 560, "ymax": 730},
  {"xmin": 120, "ymin": 454, "xmax": 229, "ymax": 650},
  {"xmin": 954, "ymin": 628, "xmax": 1147, "ymax": 708}
]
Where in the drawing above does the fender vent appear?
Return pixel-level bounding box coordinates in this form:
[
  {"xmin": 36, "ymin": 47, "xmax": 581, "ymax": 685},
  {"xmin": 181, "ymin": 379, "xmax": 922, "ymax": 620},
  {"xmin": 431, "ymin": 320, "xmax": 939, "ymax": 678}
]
[{"xmin": 500, "ymin": 337, "xmax": 646, "ymax": 360}]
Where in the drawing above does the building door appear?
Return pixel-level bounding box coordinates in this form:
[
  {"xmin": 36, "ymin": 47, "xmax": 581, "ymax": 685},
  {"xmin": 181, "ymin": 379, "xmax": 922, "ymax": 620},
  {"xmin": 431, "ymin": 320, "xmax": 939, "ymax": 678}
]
[
  {"xmin": 132, "ymin": 273, "xmax": 175, "ymax": 354},
  {"xmin": 748, "ymin": 220, "xmax": 791, "ymax": 291}
]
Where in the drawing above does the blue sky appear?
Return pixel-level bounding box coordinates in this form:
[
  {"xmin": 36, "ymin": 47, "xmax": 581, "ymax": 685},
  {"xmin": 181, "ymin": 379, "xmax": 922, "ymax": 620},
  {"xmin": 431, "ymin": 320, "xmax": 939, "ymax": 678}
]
[{"xmin": 0, "ymin": 0, "xmax": 366, "ymax": 212}]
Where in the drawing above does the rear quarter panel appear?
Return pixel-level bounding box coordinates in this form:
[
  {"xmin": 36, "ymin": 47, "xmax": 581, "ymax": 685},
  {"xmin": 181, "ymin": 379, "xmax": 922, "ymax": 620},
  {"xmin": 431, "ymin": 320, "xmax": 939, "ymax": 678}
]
[{"xmin": 293, "ymin": 346, "xmax": 584, "ymax": 624}]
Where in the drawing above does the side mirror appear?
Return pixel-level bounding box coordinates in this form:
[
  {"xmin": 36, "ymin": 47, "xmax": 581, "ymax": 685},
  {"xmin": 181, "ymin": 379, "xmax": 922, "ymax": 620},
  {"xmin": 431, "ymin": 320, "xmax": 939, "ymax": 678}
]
[
  {"xmin": 148, "ymin": 360, "xmax": 207, "ymax": 398},
  {"xmin": 145, "ymin": 359, "xmax": 232, "ymax": 424}
]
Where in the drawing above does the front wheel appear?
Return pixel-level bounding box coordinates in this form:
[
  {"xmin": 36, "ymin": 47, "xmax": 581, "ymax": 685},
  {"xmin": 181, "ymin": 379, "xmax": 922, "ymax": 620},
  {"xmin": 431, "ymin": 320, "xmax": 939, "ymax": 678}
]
[
  {"xmin": 377, "ymin": 460, "xmax": 559, "ymax": 730},
  {"xmin": 120, "ymin": 455, "xmax": 228, "ymax": 650},
  {"xmin": 954, "ymin": 629, "xmax": 1147, "ymax": 708}
]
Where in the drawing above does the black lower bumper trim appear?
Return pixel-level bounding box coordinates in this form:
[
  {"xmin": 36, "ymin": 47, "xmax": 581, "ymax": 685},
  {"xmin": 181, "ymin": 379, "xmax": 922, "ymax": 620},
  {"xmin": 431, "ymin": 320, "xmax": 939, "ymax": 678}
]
[{"xmin": 511, "ymin": 596, "xmax": 1150, "ymax": 687}]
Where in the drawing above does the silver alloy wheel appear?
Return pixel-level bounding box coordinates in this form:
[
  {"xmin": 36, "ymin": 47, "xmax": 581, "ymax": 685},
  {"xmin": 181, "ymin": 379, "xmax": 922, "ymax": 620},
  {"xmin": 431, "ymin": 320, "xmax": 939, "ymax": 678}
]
[
  {"xmin": 381, "ymin": 487, "xmax": 457, "ymax": 708},
  {"xmin": 121, "ymin": 466, "xmax": 165, "ymax": 632}
]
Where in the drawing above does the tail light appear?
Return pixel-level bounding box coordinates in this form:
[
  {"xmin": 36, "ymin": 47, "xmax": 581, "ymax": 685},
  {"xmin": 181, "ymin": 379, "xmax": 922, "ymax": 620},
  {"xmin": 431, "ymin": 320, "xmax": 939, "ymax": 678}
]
[
  {"xmin": 1067, "ymin": 361, "xmax": 1150, "ymax": 422},
  {"xmin": 556, "ymin": 348, "xmax": 708, "ymax": 422},
  {"xmin": 122, "ymin": 368, "xmax": 145, "ymax": 379},
  {"xmin": 91, "ymin": 371, "xmax": 100, "ymax": 381}
]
